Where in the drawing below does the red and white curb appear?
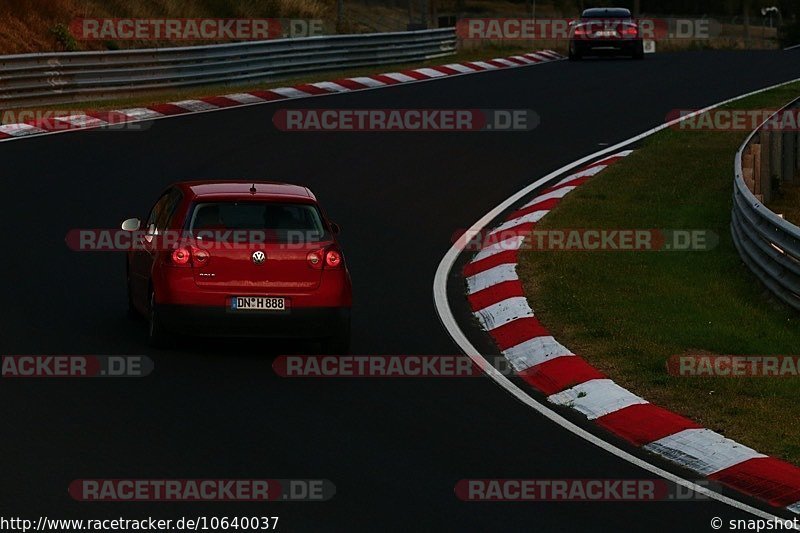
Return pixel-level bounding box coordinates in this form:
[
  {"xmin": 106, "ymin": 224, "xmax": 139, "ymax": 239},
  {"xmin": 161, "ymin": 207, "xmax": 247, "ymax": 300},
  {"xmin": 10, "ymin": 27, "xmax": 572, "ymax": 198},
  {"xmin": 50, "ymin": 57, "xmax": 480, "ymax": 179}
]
[
  {"xmin": 461, "ymin": 151, "xmax": 800, "ymax": 514},
  {"xmin": 0, "ymin": 50, "xmax": 564, "ymax": 142}
]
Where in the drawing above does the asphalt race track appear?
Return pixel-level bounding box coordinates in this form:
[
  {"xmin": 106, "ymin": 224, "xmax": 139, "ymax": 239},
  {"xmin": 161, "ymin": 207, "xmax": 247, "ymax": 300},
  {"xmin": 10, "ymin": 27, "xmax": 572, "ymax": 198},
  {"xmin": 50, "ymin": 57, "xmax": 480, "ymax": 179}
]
[{"xmin": 1, "ymin": 51, "xmax": 799, "ymax": 531}]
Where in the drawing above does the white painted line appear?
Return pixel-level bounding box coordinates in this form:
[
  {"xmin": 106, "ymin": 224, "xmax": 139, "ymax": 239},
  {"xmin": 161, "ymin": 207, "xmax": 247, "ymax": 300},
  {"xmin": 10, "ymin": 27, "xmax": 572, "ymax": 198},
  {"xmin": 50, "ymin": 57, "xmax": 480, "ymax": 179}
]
[
  {"xmin": 413, "ymin": 67, "xmax": 448, "ymax": 78},
  {"xmin": 539, "ymin": 50, "xmax": 563, "ymax": 59},
  {"xmin": 472, "ymin": 235, "xmax": 526, "ymax": 262},
  {"xmin": 347, "ymin": 76, "xmax": 387, "ymax": 87},
  {"xmin": 433, "ymin": 75, "xmax": 800, "ymax": 522},
  {"xmin": 224, "ymin": 93, "xmax": 266, "ymax": 104},
  {"xmin": 593, "ymin": 149, "xmax": 634, "ymax": 163},
  {"xmin": 643, "ymin": 429, "xmax": 767, "ymax": 476},
  {"xmin": 309, "ymin": 81, "xmax": 352, "ymax": 93},
  {"xmin": 473, "ymin": 297, "xmax": 533, "ymax": 330},
  {"xmin": 510, "ymin": 55, "xmax": 536, "ymax": 64},
  {"xmin": 784, "ymin": 43, "xmax": 800, "ymax": 51},
  {"xmin": 525, "ymin": 53, "xmax": 552, "ymax": 61},
  {"xmin": 788, "ymin": 501, "xmax": 800, "ymax": 514},
  {"xmin": 0, "ymin": 123, "xmax": 46, "ymax": 136},
  {"xmin": 54, "ymin": 114, "xmax": 106, "ymax": 127},
  {"xmin": 537, "ymin": 149, "xmax": 633, "ymax": 191},
  {"xmin": 171, "ymin": 99, "xmax": 218, "ymax": 112},
  {"xmin": 466, "ymin": 263, "xmax": 518, "ymax": 294},
  {"xmin": 379, "ymin": 72, "xmax": 416, "ymax": 83},
  {"xmin": 469, "ymin": 60, "xmax": 500, "ymax": 70},
  {"xmin": 115, "ymin": 108, "xmax": 163, "ymax": 120},
  {"xmin": 444, "ymin": 63, "xmax": 478, "ymax": 73},
  {"xmin": 504, "ymin": 336, "xmax": 573, "ymax": 371},
  {"xmin": 548, "ymin": 164, "xmax": 608, "ymax": 189},
  {"xmin": 270, "ymin": 87, "xmax": 314, "ymax": 99},
  {"xmin": 491, "ymin": 58, "xmax": 518, "ymax": 67},
  {"xmin": 488, "ymin": 210, "xmax": 549, "ymax": 237},
  {"xmin": 548, "ymin": 379, "xmax": 648, "ymax": 420},
  {"xmin": 524, "ymin": 185, "xmax": 577, "ymax": 205}
]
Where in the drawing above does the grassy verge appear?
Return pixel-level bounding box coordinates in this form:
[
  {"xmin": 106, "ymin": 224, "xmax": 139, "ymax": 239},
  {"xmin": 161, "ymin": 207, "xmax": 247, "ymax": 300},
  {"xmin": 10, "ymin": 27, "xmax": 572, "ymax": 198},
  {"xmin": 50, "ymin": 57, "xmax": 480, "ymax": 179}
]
[
  {"xmin": 2, "ymin": 44, "xmax": 538, "ymax": 120},
  {"xmin": 517, "ymin": 81, "xmax": 800, "ymax": 465}
]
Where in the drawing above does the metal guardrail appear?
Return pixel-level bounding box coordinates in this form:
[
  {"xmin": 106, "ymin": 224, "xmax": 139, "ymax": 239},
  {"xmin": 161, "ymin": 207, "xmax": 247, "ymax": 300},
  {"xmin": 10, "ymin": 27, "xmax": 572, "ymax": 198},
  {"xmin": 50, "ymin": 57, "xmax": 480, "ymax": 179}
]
[
  {"xmin": 0, "ymin": 28, "xmax": 457, "ymax": 109},
  {"xmin": 731, "ymin": 96, "xmax": 800, "ymax": 311}
]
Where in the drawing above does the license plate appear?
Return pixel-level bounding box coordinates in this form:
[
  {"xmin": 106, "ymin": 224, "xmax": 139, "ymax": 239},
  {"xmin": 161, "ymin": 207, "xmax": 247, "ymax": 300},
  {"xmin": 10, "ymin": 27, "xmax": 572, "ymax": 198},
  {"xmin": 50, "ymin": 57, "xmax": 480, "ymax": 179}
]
[
  {"xmin": 231, "ymin": 296, "xmax": 286, "ymax": 311},
  {"xmin": 596, "ymin": 30, "xmax": 617, "ymax": 37}
]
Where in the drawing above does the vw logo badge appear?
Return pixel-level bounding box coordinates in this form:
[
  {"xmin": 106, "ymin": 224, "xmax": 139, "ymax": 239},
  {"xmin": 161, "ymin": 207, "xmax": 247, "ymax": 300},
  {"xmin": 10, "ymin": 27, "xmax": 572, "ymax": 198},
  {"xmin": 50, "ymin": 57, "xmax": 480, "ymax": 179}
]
[{"xmin": 252, "ymin": 250, "xmax": 266, "ymax": 265}]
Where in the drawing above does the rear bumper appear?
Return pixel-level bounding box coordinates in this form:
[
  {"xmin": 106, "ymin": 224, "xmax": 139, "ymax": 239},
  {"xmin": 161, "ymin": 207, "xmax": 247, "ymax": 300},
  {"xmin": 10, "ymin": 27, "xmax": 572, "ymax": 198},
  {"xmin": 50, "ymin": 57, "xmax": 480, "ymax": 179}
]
[
  {"xmin": 572, "ymin": 38, "xmax": 643, "ymax": 54},
  {"xmin": 157, "ymin": 304, "xmax": 350, "ymax": 339},
  {"xmin": 153, "ymin": 267, "xmax": 352, "ymax": 308}
]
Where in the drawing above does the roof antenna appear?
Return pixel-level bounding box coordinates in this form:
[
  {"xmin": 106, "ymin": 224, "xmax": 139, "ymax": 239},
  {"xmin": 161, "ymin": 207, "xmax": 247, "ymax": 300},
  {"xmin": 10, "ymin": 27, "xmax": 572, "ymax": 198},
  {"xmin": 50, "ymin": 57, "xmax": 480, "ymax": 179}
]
[{"xmin": 249, "ymin": 183, "xmax": 257, "ymax": 194}]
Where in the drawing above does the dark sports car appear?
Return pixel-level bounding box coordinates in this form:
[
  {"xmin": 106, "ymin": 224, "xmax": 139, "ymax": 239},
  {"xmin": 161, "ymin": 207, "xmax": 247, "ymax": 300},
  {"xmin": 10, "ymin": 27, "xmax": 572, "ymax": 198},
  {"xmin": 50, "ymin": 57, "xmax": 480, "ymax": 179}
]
[{"xmin": 569, "ymin": 7, "xmax": 645, "ymax": 60}]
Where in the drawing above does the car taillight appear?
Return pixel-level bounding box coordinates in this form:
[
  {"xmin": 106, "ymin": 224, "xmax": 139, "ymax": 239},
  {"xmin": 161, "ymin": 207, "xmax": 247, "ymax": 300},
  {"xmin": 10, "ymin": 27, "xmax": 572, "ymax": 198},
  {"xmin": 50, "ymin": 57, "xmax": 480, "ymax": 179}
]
[
  {"xmin": 192, "ymin": 247, "xmax": 209, "ymax": 264},
  {"xmin": 172, "ymin": 247, "xmax": 191, "ymax": 266},
  {"xmin": 308, "ymin": 247, "xmax": 343, "ymax": 269},
  {"xmin": 325, "ymin": 249, "xmax": 342, "ymax": 268},
  {"xmin": 574, "ymin": 26, "xmax": 589, "ymax": 36},
  {"xmin": 621, "ymin": 24, "xmax": 638, "ymax": 36},
  {"xmin": 170, "ymin": 245, "xmax": 210, "ymax": 267},
  {"xmin": 307, "ymin": 249, "xmax": 324, "ymax": 270}
]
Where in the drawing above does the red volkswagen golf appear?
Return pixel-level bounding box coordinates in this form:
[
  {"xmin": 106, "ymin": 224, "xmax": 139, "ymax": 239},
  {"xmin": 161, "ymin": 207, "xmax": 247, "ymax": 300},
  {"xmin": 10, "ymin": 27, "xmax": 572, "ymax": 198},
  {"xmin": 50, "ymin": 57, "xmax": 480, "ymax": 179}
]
[{"xmin": 121, "ymin": 181, "xmax": 352, "ymax": 351}]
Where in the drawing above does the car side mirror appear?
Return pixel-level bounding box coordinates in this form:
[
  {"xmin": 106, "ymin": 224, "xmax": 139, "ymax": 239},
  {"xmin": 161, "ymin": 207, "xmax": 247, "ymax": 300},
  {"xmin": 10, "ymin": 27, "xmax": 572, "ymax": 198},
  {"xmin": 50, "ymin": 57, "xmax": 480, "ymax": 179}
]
[
  {"xmin": 121, "ymin": 218, "xmax": 141, "ymax": 231},
  {"xmin": 329, "ymin": 222, "xmax": 341, "ymax": 235}
]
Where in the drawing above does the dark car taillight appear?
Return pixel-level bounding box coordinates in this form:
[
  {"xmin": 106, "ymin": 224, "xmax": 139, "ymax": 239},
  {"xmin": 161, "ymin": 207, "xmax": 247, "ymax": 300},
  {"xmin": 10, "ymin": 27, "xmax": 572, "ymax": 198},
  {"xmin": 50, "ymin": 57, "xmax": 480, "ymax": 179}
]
[
  {"xmin": 170, "ymin": 245, "xmax": 209, "ymax": 267},
  {"xmin": 308, "ymin": 246, "xmax": 343, "ymax": 270},
  {"xmin": 172, "ymin": 247, "xmax": 191, "ymax": 266},
  {"xmin": 621, "ymin": 24, "xmax": 638, "ymax": 37},
  {"xmin": 307, "ymin": 249, "xmax": 323, "ymax": 269},
  {"xmin": 325, "ymin": 249, "xmax": 342, "ymax": 268},
  {"xmin": 192, "ymin": 247, "xmax": 209, "ymax": 264}
]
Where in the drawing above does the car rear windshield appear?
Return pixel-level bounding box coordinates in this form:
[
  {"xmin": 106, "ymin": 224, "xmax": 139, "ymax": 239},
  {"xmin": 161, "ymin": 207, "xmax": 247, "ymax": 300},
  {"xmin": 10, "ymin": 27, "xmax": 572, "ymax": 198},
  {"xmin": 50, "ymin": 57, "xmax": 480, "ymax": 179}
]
[
  {"xmin": 581, "ymin": 8, "xmax": 632, "ymax": 19},
  {"xmin": 186, "ymin": 201, "xmax": 327, "ymax": 243}
]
